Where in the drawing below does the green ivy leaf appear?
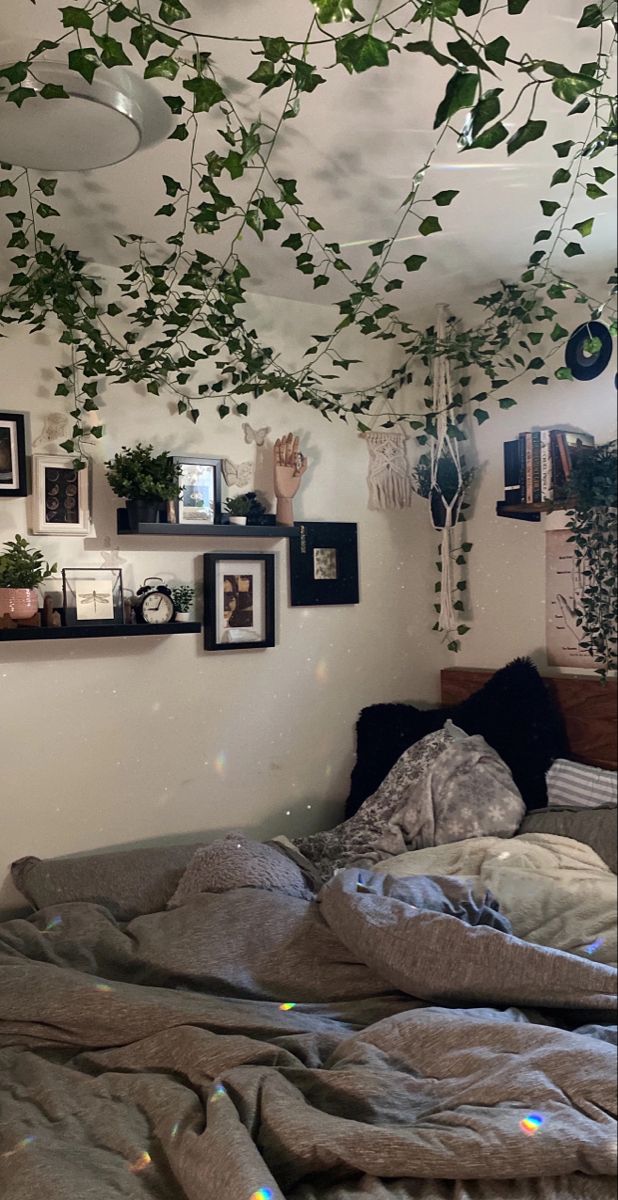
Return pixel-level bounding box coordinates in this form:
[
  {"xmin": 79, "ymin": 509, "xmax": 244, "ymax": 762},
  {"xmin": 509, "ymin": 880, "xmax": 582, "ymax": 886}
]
[
  {"xmin": 577, "ymin": 3, "xmax": 604, "ymax": 28},
  {"xmin": 163, "ymin": 175, "xmax": 182, "ymax": 197},
  {"xmin": 594, "ymin": 166, "xmax": 614, "ymax": 184},
  {"xmin": 555, "ymin": 366, "xmax": 574, "ymax": 380},
  {"xmin": 457, "ymin": 625, "xmax": 471, "ymax": 635},
  {"xmin": 551, "ymin": 323, "xmax": 569, "ymax": 341},
  {"xmin": 474, "ymin": 408, "xmax": 490, "ymax": 424},
  {"xmin": 336, "ymin": 33, "xmax": 390, "ymax": 74},
  {"xmin": 507, "ymin": 0, "xmax": 531, "ymax": 10},
  {"xmin": 586, "ymin": 182, "xmax": 606, "ymax": 199},
  {"xmin": 159, "ymin": 0, "xmax": 190, "ymax": 25},
  {"xmin": 419, "ymin": 216, "xmax": 442, "ymax": 236},
  {"xmin": 311, "ymin": 0, "xmax": 361, "ymax": 20},
  {"xmin": 313, "ymin": 274, "xmax": 329, "ymax": 289},
  {"xmin": 368, "ymin": 239, "xmax": 390, "ymax": 256},
  {"xmin": 169, "ymin": 124, "xmax": 189, "ymax": 141},
  {"xmin": 446, "ymin": 39, "xmax": 494, "ymax": 74},
  {"xmin": 385, "ymin": 278, "xmax": 403, "ymax": 291},
  {"xmin": 471, "ymin": 121, "xmax": 508, "ymax": 149},
  {"xmin": 540, "ymin": 199, "xmax": 560, "ymax": 216},
  {"xmin": 155, "ymin": 203, "xmax": 176, "ymax": 217},
  {"xmin": 404, "ymin": 40, "xmax": 457, "ymax": 68},
  {"xmin": 163, "ymin": 94, "xmax": 184, "ymax": 114},
  {"xmin": 498, "ymin": 397, "xmax": 517, "ymax": 409},
  {"xmin": 552, "ymin": 74, "xmax": 601, "ymax": 104},
  {"xmin": 0, "ymin": 179, "xmax": 17, "ymax": 197},
  {"xmin": 61, "ymin": 6, "xmax": 93, "ymax": 30},
  {"xmin": 534, "ymin": 229, "xmax": 552, "ymax": 243},
  {"xmin": 484, "ymin": 36, "xmax": 509, "ymax": 65},
  {"xmin": 573, "ymin": 217, "xmax": 594, "ymax": 237},
  {"xmin": 36, "ymin": 202, "xmax": 60, "ymax": 218},
  {"xmin": 7, "ymin": 87, "xmax": 37, "ymax": 107},
  {"xmin": 507, "ymin": 119, "xmax": 547, "ymax": 156},
  {"xmin": 404, "ymin": 254, "xmax": 427, "ymax": 271},
  {"xmin": 447, "ymin": 641, "xmax": 460, "ymax": 653},
  {"xmin": 282, "ymin": 232, "xmax": 303, "ymax": 250},
  {"xmin": 41, "ymin": 83, "xmax": 69, "ymax": 99},
  {"xmin": 564, "ymin": 241, "xmax": 585, "ymax": 256},
  {"xmin": 130, "ymin": 23, "xmax": 159, "ymax": 58},
  {"xmin": 551, "ymin": 167, "xmax": 571, "ymax": 186},
  {"xmin": 0, "ymin": 63, "xmax": 28, "ymax": 85},
  {"xmin": 109, "ymin": 3, "xmax": 132, "ymax": 20},
  {"xmin": 553, "ymin": 139, "xmax": 574, "ymax": 158},
  {"xmin": 183, "ymin": 76, "xmax": 225, "ymax": 111},
  {"xmin": 434, "ymin": 71, "xmax": 478, "ymax": 129},
  {"xmin": 93, "ymin": 34, "xmax": 132, "ymax": 68},
  {"xmin": 145, "ymin": 56, "xmax": 179, "ymax": 80},
  {"xmin": 433, "ymin": 189, "xmax": 459, "ymax": 206},
  {"xmin": 37, "ymin": 178, "xmax": 57, "ymax": 196},
  {"xmin": 68, "ymin": 48, "xmax": 100, "ymax": 84},
  {"xmin": 260, "ymin": 36, "xmax": 291, "ymax": 62}
]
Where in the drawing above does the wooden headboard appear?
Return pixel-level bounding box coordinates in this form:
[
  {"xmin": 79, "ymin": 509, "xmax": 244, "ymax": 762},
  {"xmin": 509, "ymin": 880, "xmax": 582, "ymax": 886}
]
[{"xmin": 441, "ymin": 668, "xmax": 617, "ymax": 771}]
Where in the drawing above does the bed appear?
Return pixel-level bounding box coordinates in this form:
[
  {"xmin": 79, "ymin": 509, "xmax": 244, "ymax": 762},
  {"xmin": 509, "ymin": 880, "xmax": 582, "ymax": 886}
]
[{"xmin": 0, "ymin": 665, "xmax": 616, "ymax": 1200}]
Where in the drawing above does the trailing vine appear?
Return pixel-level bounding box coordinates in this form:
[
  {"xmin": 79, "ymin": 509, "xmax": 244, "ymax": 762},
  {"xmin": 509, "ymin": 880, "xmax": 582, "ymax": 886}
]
[
  {"xmin": 565, "ymin": 441, "xmax": 617, "ymax": 678},
  {"xmin": 0, "ymin": 0, "xmax": 616, "ymax": 652}
]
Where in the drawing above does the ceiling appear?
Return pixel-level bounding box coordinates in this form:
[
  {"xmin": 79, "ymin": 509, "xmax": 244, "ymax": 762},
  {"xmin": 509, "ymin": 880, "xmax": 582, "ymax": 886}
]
[{"xmin": 0, "ymin": 0, "xmax": 616, "ymax": 320}]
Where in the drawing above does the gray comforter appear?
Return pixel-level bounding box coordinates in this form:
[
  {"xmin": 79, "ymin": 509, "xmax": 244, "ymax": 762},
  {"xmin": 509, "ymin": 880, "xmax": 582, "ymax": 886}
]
[{"xmin": 0, "ymin": 869, "xmax": 616, "ymax": 1199}]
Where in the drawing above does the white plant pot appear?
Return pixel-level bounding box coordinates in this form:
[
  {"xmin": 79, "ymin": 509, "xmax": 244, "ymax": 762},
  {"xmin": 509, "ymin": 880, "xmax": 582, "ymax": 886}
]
[
  {"xmin": 228, "ymin": 516, "xmax": 247, "ymax": 525},
  {"xmin": 175, "ymin": 611, "xmax": 192, "ymax": 623},
  {"xmin": 0, "ymin": 587, "xmax": 39, "ymax": 619}
]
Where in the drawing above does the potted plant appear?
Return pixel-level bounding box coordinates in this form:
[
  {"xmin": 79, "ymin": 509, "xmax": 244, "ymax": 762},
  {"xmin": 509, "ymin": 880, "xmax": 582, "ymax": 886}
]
[
  {"xmin": 171, "ymin": 584, "xmax": 195, "ymax": 623},
  {"xmin": 224, "ymin": 494, "xmax": 252, "ymax": 525},
  {"xmin": 105, "ymin": 444, "xmax": 182, "ymax": 530},
  {"xmin": 412, "ymin": 451, "xmax": 474, "ymax": 529},
  {"xmin": 0, "ymin": 535, "xmax": 56, "ymax": 619}
]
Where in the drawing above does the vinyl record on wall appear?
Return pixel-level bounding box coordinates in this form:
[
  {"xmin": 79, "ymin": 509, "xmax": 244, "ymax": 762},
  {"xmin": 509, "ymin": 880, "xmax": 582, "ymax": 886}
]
[{"xmin": 565, "ymin": 321, "xmax": 613, "ymax": 381}]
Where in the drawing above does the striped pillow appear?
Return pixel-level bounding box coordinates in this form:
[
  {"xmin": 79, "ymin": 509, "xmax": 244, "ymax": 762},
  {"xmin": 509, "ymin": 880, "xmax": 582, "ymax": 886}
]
[{"xmin": 547, "ymin": 758, "xmax": 617, "ymax": 809}]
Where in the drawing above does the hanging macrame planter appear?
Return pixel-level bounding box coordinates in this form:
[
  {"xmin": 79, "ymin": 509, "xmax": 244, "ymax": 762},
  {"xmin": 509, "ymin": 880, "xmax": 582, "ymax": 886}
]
[
  {"xmin": 364, "ymin": 428, "xmax": 414, "ymax": 510},
  {"xmin": 429, "ymin": 306, "xmax": 466, "ymax": 633}
]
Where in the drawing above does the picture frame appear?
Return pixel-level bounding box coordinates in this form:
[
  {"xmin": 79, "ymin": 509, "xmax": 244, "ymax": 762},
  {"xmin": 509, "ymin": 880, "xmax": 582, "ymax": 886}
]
[
  {"xmin": 173, "ymin": 456, "xmax": 221, "ymax": 525},
  {"xmin": 32, "ymin": 454, "xmax": 90, "ymax": 536},
  {"xmin": 0, "ymin": 411, "xmax": 28, "ymax": 498},
  {"xmin": 289, "ymin": 522, "xmax": 359, "ymax": 607},
  {"xmin": 62, "ymin": 567, "xmax": 124, "ymax": 627},
  {"xmin": 203, "ymin": 552, "xmax": 275, "ymax": 651}
]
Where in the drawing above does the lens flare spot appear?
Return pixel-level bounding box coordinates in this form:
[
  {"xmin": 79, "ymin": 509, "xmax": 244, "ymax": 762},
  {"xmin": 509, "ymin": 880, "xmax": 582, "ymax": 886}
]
[
  {"xmin": 520, "ymin": 1112, "xmax": 544, "ymax": 1136},
  {"xmin": 44, "ymin": 915, "xmax": 62, "ymax": 932},
  {"xmin": 94, "ymin": 983, "xmax": 113, "ymax": 993},
  {"xmin": 211, "ymin": 1084, "xmax": 227, "ymax": 1102},
  {"xmin": 129, "ymin": 1151, "xmax": 151, "ymax": 1173},
  {"xmin": 213, "ymin": 751, "xmax": 227, "ymax": 777},
  {"xmin": 584, "ymin": 938, "xmax": 604, "ymax": 955},
  {"xmin": 279, "ymin": 1002, "xmax": 297, "ymax": 1012},
  {"xmin": 315, "ymin": 659, "xmax": 328, "ymax": 683},
  {"xmin": 170, "ymin": 1122, "xmax": 180, "ymax": 1139},
  {"xmin": 250, "ymin": 1190, "xmax": 274, "ymax": 1200}
]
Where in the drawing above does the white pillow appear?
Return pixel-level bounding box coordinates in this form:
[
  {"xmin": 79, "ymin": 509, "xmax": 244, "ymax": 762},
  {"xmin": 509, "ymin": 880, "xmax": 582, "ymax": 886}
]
[{"xmin": 547, "ymin": 758, "xmax": 617, "ymax": 809}]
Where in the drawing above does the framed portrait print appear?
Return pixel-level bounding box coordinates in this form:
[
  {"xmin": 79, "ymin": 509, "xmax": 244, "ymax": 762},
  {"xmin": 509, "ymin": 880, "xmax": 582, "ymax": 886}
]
[
  {"xmin": 289, "ymin": 522, "xmax": 359, "ymax": 606},
  {"xmin": 32, "ymin": 455, "xmax": 90, "ymax": 536},
  {"xmin": 62, "ymin": 568, "xmax": 124, "ymax": 627},
  {"xmin": 0, "ymin": 412, "xmax": 28, "ymax": 497},
  {"xmin": 204, "ymin": 553, "xmax": 275, "ymax": 651},
  {"xmin": 174, "ymin": 456, "xmax": 221, "ymax": 525}
]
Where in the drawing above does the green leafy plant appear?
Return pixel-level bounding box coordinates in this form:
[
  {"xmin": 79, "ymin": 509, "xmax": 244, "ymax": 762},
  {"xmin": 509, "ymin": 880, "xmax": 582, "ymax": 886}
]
[
  {"xmin": 0, "ymin": 535, "xmax": 56, "ymax": 589},
  {"xmin": 224, "ymin": 494, "xmax": 252, "ymax": 517},
  {"xmin": 565, "ymin": 441, "xmax": 617, "ymax": 678},
  {"xmin": 105, "ymin": 444, "xmax": 182, "ymax": 501},
  {"xmin": 171, "ymin": 584, "xmax": 195, "ymax": 612}
]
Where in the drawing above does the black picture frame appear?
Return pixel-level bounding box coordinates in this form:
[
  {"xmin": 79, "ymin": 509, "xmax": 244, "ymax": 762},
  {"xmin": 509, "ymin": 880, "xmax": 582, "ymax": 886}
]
[
  {"xmin": 173, "ymin": 456, "xmax": 221, "ymax": 526},
  {"xmin": 62, "ymin": 568, "xmax": 125, "ymax": 627},
  {"xmin": 0, "ymin": 411, "xmax": 28, "ymax": 498},
  {"xmin": 203, "ymin": 552, "xmax": 275, "ymax": 651},
  {"xmin": 289, "ymin": 522, "xmax": 359, "ymax": 606}
]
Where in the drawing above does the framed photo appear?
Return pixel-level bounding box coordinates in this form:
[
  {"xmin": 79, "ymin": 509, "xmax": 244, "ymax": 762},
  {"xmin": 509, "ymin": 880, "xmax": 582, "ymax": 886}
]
[
  {"xmin": 174, "ymin": 456, "xmax": 221, "ymax": 525},
  {"xmin": 63, "ymin": 568, "xmax": 124, "ymax": 627},
  {"xmin": 0, "ymin": 411, "xmax": 28, "ymax": 497},
  {"xmin": 204, "ymin": 553, "xmax": 275, "ymax": 651},
  {"xmin": 32, "ymin": 455, "xmax": 90, "ymax": 536},
  {"xmin": 289, "ymin": 522, "xmax": 359, "ymax": 606}
]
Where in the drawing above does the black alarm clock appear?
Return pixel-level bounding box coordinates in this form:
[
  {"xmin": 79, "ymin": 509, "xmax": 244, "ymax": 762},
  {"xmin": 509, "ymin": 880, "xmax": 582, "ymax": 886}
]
[{"xmin": 134, "ymin": 577, "xmax": 176, "ymax": 625}]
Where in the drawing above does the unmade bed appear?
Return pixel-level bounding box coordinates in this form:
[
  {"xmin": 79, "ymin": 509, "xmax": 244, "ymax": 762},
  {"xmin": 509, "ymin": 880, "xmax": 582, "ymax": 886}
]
[{"xmin": 0, "ymin": 664, "xmax": 616, "ymax": 1199}]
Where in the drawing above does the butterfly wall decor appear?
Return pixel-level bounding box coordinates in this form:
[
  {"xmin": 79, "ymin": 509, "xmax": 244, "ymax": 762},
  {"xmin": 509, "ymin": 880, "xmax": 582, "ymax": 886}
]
[
  {"xmin": 243, "ymin": 423, "xmax": 270, "ymax": 447},
  {"xmin": 221, "ymin": 459, "xmax": 253, "ymax": 488}
]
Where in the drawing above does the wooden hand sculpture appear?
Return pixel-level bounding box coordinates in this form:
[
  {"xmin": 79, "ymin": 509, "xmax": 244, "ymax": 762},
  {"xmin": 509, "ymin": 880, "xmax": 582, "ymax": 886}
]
[{"xmin": 274, "ymin": 432, "xmax": 308, "ymax": 526}]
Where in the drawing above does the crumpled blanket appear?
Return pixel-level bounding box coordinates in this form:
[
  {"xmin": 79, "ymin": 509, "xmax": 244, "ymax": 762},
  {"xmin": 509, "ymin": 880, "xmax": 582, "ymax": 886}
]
[
  {"xmin": 293, "ymin": 722, "xmax": 524, "ymax": 882},
  {"xmin": 0, "ymin": 869, "xmax": 615, "ymax": 1200}
]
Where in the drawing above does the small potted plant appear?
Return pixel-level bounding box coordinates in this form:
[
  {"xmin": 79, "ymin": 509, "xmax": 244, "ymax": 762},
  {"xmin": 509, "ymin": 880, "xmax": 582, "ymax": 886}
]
[
  {"xmin": 0, "ymin": 535, "xmax": 56, "ymax": 619},
  {"xmin": 224, "ymin": 494, "xmax": 251, "ymax": 525},
  {"xmin": 171, "ymin": 584, "xmax": 195, "ymax": 623},
  {"xmin": 105, "ymin": 443, "xmax": 182, "ymax": 530}
]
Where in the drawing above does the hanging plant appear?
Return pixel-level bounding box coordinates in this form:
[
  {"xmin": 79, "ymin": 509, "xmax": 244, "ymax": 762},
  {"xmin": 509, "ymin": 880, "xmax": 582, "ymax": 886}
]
[{"xmin": 565, "ymin": 441, "xmax": 617, "ymax": 678}]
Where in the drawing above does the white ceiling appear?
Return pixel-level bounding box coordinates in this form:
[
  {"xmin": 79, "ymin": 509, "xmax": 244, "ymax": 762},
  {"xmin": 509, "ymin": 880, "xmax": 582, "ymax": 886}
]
[{"xmin": 0, "ymin": 0, "xmax": 616, "ymax": 319}]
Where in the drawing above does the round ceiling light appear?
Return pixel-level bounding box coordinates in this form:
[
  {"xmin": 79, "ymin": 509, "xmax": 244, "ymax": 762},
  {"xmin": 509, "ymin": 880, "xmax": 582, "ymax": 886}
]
[{"xmin": 0, "ymin": 61, "xmax": 174, "ymax": 171}]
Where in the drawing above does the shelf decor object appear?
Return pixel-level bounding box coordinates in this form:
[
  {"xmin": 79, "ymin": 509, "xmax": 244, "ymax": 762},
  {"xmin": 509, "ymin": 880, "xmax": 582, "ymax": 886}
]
[
  {"xmin": 116, "ymin": 510, "xmax": 298, "ymax": 539},
  {"xmin": 0, "ymin": 412, "xmax": 28, "ymax": 499},
  {"xmin": 289, "ymin": 522, "xmax": 359, "ymax": 607},
  {"xmin": 32, "ymin": 454, "xmax": 90, "ymax": 536},
  {"xmin": 203, "ymin": 552, "xmax": 275, "ymax": 652},
  {"xmin": 0, "ymin": 623, "xmax": 201, "ymax": 643},
  {"xmin": 173, "ymin": 455, "xmax": 222, "ymax": 526},
  {"xmin": 62, "ymin": 567, "xmax": 124, "ymax": 627}
]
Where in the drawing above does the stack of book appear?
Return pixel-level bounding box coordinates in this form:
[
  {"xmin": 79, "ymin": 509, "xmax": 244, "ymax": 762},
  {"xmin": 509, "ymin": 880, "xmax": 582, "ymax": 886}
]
[{"xmin": 503, "ymin": 429, "xmax": 595, "ymax": 506}]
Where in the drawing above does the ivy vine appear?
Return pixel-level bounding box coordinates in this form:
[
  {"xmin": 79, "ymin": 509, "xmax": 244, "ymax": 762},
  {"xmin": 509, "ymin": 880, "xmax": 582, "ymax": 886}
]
[
  {"xmin": 0, "ymin": 0, "xmax": 616, "ymax": 653},
  {"xmin": 565, "ymin": 441, "xmax": 617, "ymax": 678}
]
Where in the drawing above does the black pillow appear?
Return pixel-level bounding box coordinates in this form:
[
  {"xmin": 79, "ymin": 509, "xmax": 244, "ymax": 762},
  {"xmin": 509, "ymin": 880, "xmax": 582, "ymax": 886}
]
[{"xmin": 345, "ymin": 658, "xmax": 568, "ymax": 818}]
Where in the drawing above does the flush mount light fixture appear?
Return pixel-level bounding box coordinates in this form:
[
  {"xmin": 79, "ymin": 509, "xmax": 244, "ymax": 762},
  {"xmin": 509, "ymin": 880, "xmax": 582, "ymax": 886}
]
[{"xmin": 0, "ymin": 61, "xmax": 173, "ymax": 171}]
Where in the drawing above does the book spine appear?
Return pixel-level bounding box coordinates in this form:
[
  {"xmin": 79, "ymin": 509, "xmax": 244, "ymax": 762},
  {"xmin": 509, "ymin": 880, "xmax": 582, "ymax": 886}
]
[
  {"xmin": 531, "ymin": 431, "xmax": 542, "ymax": 503},
  {"xmin": 550, "ymin": 430, "xmax": 565, "ymax": 495},
  {"xmin": 525, "ymin": 432, "xmax": 533, "ymax": 503},
  {"xmin": 518, "ymin": 433, "xmax": 527, "ymax": 504},
  {"xmin": 503, "ymin": 440, "xmax": 520, "ymax": 502},
  {"xmin": 557, "ymin": 431, "xmax": 571, "ymax": 480},
  {"xmin": 540, "ymin": 430, "xmax": 553, "ymax": 501}
]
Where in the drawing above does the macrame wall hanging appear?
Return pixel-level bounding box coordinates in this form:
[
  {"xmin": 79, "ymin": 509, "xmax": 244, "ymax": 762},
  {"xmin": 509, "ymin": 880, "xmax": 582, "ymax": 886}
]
[{"xmin": 429, "ymin": 304, "xmax": 465, "ymax": 633}]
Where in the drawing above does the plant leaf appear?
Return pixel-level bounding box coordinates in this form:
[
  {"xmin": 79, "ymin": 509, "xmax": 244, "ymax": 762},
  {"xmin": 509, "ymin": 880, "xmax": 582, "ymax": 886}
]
[
  {"xmin": 404, "ymin": 254, "xmax": 427, "ymax": 271},
  {"xmin": 551, "ymin": 167, "xmax": 571, "ymax": 186},
  {"xmin": 577, "ymin": 3, "xmax": 604, "ymax": 28},
  {"xmin": 159, "ymin": 0, "xmax": 190, "ymax": 25},
  {"xmin": 336, "ymin": 33, "xmax": 390, "ymax": 74},
  {"xmin": 434, "ymin": 71, "xmax": 478, "ymax": 129},
  {"xmin": 183, "ymin": 77, "xmax": 225, "ymax": 111},
  {"xmin": 145, "ymin": 55, "xmax": 179, "ymax": 80},
  {"xmin": 552, "ymin": 74, "xmax": 601, "ymax": 104},
  {"xmin": 553, "ymin": 139, "xmax": 574, "ymax": 158},
  {"xmin": 419, "ymin": 216, "xmax": 442, "ymax": 236},
  {"xmin": 507, "ymin": 119, "xmax": 547, "ymax": 156},
  {"xmin": 433, "ymin": 189, "xmax": 459, "ymax": 206},
  {"xmin": 470, "ymin": 121, "xmax": 508, "ymax": 149},
  {"xmin": 540, "ymin": 199, "xmax": 560, "ymax": 216},
  {"xmin": 484, "ymin": 36, "xmax": 509, "ymax": 65},
  {"xmin": 67, "ymin": 48, "xmax": 100, "ymax": 84},
  {"xmin": 61, "ymin": 6, "xmax": 93, "ymax": 30},
  {"xmin": 573, "ymin": 217, "xmax": 594, "ymax": 237}
]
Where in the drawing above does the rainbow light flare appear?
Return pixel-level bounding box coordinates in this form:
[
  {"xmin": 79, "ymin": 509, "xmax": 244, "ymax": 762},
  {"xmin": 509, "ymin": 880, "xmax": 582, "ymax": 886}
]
[
  {"xmin": 213, "ymin": 751, "xmax": 227, "ymax": 777},
  {"xmin": 279, "ymin": 1002, "xmax": 296, "ymax": 1012},
  {"xmin": 250, "ymin": 1190, "xmax": 274, "ymax": 1200},
  {"xmin": 44, "ymin": 915, "xmax": 62, "ymax": 931},
  {"xmin": 128, "ymin": 1151, "xmax": 151, "ymax": 1173},
  {"xmin": 519, "ymin": 1112, "xmax": 544, "ymax": 1136}
]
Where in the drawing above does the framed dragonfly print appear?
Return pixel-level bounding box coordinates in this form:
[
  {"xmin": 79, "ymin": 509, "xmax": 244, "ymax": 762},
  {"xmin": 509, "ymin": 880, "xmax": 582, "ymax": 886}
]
[
  {"xmin": 62, "ymin": 568, "xmax": 124, "ymax": 627},
  {"xmin": 32, "ymin": 454, "xmax": 90, "ymax": 536}
]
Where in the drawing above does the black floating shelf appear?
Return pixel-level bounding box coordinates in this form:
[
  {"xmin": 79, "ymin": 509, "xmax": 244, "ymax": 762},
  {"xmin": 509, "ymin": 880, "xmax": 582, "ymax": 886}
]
[
  {"xmin": 116, "ymin": 510, "xmax": 299, "ymax": 539},
  {"xmin": 0, "ymin": 623, "xmax": 202, "ymax": 643}
]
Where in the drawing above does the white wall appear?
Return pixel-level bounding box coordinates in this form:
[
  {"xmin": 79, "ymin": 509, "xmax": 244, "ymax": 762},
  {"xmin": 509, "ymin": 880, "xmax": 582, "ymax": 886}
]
[
  {"xmin": 450, "ymin": 367, "xmax": 617, "ymax": 672},
  {"xmin": 0, "ymin": 294, "xmax": 437, "ymax": 912}
]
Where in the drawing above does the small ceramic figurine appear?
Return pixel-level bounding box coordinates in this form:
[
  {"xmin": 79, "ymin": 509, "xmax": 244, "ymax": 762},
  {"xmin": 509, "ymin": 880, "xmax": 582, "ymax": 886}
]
[{"xmin": 274, "ymin": 433, "xmax": 308, "ymax": 526}]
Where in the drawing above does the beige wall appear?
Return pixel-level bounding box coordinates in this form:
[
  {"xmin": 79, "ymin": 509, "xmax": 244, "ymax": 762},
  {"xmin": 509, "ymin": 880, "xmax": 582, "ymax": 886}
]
[{"xmin": 0, "ymin": 294, "xmax": 437, "ymax": 912}]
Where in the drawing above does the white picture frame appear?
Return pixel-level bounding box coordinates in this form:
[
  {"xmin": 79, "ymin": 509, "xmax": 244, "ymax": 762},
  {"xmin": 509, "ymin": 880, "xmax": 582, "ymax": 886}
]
[{"xmin": 31, "ymin": 454, "xmax": 90, "ymax": 536}]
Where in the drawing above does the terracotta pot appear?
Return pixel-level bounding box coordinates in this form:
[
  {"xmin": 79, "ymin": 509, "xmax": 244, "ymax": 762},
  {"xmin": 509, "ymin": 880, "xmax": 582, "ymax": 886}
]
[
  {"xmin": 228, "ymin": 515, "xmax": 247, "ymax": 526},
  {"xmin": 0, "ymin": 587, "xmax": 39, "ymax": 619}
]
